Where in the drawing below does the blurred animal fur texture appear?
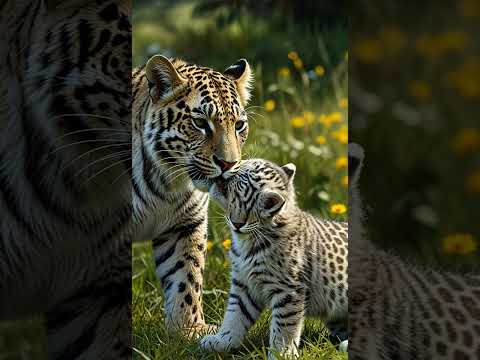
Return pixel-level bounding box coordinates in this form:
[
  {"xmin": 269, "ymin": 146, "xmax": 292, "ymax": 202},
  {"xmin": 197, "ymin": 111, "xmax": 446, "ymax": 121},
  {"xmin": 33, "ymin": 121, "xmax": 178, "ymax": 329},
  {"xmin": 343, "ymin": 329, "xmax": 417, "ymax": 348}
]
[
  {"xmin": 132, "ymin": 55, "xmax": 253, "ymax": 333},
  {"xmin": 348, "ymin": 143, "xmax": 480, "ymax": 360},
  {"xmin": 1, "ymin": 1, "xmax": 131, "ymax": 359},
  {"xmin": 201, "ymin": 159, "xmax": 348, "ymax": 359}
]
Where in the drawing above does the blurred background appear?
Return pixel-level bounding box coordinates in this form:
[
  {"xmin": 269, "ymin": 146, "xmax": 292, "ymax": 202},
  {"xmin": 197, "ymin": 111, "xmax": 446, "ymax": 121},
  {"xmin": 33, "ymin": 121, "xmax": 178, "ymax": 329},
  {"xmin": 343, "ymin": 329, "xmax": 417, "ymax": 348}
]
[
  {"xmin": 133, "ymin": 1, "xmax": 348, "ymax": 359},
  {"xmin": 350, "ymin": 0, "xmax": 480, "ymax": 271}
]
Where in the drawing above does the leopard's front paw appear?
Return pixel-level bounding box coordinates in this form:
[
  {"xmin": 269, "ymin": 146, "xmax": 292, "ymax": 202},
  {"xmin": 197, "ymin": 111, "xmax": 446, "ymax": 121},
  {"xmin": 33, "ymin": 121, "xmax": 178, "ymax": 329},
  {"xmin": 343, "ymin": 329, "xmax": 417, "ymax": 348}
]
[
  {"xmin": 183, "ymin": 323, "xmax": 218, "ymax": 339},
  {"xmin": 200, "ymin": 333, "xmax": 233, "ymax": 352}
]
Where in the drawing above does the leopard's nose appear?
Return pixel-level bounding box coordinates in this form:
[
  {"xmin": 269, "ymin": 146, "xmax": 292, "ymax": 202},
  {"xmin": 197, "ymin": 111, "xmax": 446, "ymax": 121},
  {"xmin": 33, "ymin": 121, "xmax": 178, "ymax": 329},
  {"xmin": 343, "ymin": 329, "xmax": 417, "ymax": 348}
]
[
  {"xmin": 213, "ymin": 155, "xmax": 237, "ymax": 172},
  {"xmin": 231, "ymin": 222, "xmax": 245, "ymax": 231}
]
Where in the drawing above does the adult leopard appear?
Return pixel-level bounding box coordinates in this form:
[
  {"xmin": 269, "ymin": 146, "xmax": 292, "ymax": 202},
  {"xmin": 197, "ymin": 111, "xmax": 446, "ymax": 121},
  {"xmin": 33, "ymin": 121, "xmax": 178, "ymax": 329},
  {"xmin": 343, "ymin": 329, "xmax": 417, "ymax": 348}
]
[{"xmin": 132, "ymin": 55, "xmax": 253, "ymax": 333}]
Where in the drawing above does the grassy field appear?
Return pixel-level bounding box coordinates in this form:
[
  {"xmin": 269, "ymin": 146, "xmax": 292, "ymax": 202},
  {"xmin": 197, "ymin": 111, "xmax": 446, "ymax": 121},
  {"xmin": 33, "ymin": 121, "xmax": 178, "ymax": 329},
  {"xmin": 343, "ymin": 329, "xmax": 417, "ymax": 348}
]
[{"xmin": 133, "ymin": 2, "xmax": 348, "ymax": 358}]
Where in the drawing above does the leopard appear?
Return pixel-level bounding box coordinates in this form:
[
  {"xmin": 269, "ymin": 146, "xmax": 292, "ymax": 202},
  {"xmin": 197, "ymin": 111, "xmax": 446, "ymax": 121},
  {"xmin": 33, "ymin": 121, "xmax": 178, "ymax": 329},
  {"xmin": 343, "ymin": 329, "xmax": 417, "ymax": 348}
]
[
  {"xmin": 200, "ymin": 158, "xmax": 348, "ymax": 359},
  {"xmin": 132, "ymin": 54, "xmax": 253, "ymax": 334},
  {"xmin": 1, "ymin": 1, "xmax": 131, "ymax": 359},
  {"xmin": 348, "ymin": 142, "xmax": 480, "ymax": 360}
]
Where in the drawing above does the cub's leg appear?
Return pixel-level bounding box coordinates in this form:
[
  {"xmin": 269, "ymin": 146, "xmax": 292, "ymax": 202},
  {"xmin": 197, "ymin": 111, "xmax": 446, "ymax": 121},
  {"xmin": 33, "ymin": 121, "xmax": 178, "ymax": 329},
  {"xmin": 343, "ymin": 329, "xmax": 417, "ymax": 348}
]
[
  {"xmin": 201, "ymin": 278, "xmax": 263, "ymax": 352},
  {"xmin": 268, "ymin": 292, "xmax": 305, "ymax": 360},
  {"xmin": 153, "ymin": 212, "xmax": 209, "ymax": 335}
]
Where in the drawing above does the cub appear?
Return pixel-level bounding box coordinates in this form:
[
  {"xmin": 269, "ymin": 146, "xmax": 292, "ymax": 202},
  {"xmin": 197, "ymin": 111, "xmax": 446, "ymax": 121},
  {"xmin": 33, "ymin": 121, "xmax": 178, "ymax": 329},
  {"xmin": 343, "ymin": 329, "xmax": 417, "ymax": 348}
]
[{"xmin": 200, "ymin": 159, "xmax": 348, "ymax": 358}]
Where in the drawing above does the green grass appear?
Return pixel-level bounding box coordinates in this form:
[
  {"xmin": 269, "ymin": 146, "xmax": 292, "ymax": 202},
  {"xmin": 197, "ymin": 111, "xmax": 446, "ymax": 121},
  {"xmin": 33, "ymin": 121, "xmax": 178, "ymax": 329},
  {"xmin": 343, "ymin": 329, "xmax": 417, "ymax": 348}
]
[{"xmin": 132, "ymin": 243, "xmax": 347, "ymax": 360}]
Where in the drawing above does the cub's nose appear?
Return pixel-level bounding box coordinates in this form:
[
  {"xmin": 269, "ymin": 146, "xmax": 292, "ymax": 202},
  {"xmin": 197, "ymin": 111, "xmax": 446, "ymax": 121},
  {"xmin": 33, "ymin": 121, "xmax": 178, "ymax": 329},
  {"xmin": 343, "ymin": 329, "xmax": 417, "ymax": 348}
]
[
  {"xmin": 231, "ymin": 222, "xmax": 245, "ymax": 231},
  {"xmin": 213, "ymin": 155, "xmax": 237, "ymax": 172}
]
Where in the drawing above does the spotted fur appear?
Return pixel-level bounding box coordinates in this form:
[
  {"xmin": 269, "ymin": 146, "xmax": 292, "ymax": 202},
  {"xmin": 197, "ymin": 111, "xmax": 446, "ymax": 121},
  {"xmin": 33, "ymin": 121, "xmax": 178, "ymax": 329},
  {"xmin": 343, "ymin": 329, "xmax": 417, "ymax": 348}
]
[
  {"xmin": 1, "ymin": 1, "xmax": 131, "ymax": 359},
  {"xmin": 132, "ymin": 56, "xmax": 253, "ymax": 333},
  {"xmin": 201, "ymin": 159, "xmax": 348, "ymax": 359},
  {"xmin": 348, "ymin": 143, "xmax": 480, "ymax": 360}
]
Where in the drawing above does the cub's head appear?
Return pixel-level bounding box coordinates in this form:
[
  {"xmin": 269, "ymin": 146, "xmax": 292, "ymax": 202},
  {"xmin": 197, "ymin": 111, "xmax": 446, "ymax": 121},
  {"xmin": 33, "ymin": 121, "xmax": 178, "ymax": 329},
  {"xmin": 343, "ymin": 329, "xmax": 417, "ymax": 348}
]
[
  {"xmin": 144, "ymin": 55, "xmax": 253, "ymax": 191},
  {"xmin": 209, "ymin": 159, "xmax": 297, "ymax": 237}
]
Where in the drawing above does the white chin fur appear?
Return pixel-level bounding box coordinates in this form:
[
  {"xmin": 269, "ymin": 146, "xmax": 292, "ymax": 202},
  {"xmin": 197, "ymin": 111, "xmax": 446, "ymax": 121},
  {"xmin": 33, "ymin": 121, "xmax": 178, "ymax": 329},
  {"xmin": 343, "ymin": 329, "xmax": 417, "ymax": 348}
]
[{"xmin": 192, "ymin": 179, "xmax": 211, "ymax": 192}]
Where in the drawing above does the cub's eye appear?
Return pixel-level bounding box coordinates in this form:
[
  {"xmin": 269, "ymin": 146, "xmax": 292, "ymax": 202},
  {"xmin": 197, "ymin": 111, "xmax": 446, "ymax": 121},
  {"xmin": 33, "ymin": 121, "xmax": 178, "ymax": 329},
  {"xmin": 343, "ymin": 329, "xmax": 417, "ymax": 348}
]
[
  {"xmin": 235, "ymin": 120, "xmax": 247, "ymax": 132},
  {"xmin": 193, "ymin": 117, "xmax": 209, "ymax": 130}
]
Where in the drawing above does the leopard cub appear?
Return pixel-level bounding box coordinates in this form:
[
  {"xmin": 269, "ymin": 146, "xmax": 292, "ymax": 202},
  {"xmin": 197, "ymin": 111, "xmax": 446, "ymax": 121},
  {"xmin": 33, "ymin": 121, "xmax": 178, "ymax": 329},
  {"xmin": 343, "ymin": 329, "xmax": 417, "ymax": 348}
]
[{"xmin": 200, "ymin": 159, "xmax": 348, "ymax": 358}]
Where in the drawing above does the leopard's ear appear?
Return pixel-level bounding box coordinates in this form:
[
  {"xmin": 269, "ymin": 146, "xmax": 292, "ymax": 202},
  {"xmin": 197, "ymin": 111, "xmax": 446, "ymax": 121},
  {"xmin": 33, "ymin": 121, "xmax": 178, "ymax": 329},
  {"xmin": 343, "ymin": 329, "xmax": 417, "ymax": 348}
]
[
  {"xmin": 224, "ymin": 59, "xmax": 253, "ymax": 106},
  {"xmin": 146, "ymin": 55, "xmax": 188, "ymax": 102},
  {"xmin": 281, "ymin": 163, "xmax": 296, "ymax": 182}
]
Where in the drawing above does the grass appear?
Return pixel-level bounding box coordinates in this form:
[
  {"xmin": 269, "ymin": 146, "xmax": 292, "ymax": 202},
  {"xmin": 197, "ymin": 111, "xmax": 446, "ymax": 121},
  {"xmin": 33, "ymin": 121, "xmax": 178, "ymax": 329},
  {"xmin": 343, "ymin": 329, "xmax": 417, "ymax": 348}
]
[
  {"xmin": 133, "ymin": 3, "xmax": 348, "ymax": 358},
  {"xmin": 132, "ymin": 243, "xmax": 347, "ymax": 360}
]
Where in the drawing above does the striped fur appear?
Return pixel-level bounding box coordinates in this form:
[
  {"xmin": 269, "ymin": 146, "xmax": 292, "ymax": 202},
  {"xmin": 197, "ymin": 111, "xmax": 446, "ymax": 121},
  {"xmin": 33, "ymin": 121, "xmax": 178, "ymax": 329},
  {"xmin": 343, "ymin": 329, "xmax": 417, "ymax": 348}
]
[
  {"xmin": 132, "ymin": 57, "xmax": 252, "ymax": 333},
  {"xmin": 201, "ymin": 159, "xmax": 348, "ymax": 359},
  {"xmin": 348, "ymin": 143, "xmax": 480, "ymax": 360},
  {"xmin": 1, "ymin": 1, "xmax": 132, "ymax": 358}
]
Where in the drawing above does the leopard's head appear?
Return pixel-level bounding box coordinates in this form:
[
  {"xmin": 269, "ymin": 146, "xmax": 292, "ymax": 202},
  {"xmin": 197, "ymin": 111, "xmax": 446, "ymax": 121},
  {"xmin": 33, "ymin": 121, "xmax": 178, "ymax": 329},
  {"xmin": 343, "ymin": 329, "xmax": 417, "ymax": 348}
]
[{"xmin": 144, "ymin": 55, "xmax": 253, "ymax": 191}]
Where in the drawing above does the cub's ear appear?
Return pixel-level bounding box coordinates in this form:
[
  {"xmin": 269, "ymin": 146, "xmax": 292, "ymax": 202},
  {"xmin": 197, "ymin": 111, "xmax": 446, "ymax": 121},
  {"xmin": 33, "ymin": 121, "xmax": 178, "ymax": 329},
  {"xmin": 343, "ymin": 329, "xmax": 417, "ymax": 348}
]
[
  {"xmin": 348, "ymin": 143, "xmax": 364, "ymax": 184},
  {"xmin": 145, "ymin": 55, "xmax": 188, "ymax": 101},
  {"xmin": 281, "ymin": 163, "xmax": 296, "ymax": 182},
  {"xmin": 260, "ymin": 191, "xmax": 285, "ymax": 217},
  {"xmin": 224, "ymin": 59, "xmax": 253, "ymax": 106}
]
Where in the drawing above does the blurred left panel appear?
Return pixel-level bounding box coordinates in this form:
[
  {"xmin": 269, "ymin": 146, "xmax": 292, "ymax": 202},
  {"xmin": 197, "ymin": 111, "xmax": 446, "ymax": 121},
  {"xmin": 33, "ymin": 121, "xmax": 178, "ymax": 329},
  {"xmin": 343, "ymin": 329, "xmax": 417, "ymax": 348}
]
[{"xmin": 1, "ymin": 1, "xmax": 132, "ymax": 359}]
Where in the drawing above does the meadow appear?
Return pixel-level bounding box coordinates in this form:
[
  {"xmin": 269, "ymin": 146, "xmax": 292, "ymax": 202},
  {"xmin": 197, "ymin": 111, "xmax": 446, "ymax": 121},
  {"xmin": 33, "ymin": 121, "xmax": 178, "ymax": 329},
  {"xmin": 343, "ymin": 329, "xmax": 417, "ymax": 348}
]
[{"xmin": 133, "ymin": 1, "xmax": 348, "ymax": 359}]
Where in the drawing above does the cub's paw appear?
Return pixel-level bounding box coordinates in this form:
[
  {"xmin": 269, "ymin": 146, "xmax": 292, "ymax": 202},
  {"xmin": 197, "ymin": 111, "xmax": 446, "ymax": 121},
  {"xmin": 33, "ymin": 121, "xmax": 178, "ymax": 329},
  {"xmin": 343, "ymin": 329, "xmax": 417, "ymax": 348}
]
[
  {"xmin": 200, "ymin": 333, "xmax": 233, "ymax": 352},
  {"xmin": 339, "ymin": 340, "xmax": 348, "ymax": 352},
  {"xmin": 268, "ymin": 348, "xmax": 299, "ymax": 360}
]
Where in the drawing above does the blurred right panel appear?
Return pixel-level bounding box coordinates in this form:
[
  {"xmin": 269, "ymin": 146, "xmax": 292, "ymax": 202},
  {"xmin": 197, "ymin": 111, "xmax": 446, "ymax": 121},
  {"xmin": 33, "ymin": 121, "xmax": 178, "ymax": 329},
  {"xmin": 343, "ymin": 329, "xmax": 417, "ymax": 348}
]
[{"xmin": 349, "ymin": 0, "xmax": 480, "ymax": 359}]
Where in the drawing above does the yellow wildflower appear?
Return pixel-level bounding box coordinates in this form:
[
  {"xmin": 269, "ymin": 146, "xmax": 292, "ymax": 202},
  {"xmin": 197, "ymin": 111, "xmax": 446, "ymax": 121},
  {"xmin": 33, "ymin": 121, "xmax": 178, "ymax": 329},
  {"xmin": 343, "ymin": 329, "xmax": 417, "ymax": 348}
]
[
  {"xmin": 222, "ymin": 238, "xmax": 232, "ymax": 250},
  {"xmin": 465, "ymin": 170, "xmax": 480, "ymax": 193},
  {"xmin": 409, "ymin": 80, "xmax": 431, "ymax": 99},
  {"xmin": 332, "ymin": 129, "xmax": 348, "ymax": 144},
  {"xmin": 446, "ymin": 57, "xmax": 480, "ymax": 98},
  {"xmin": 278, "ymin": 67, "xmax": 291, "ymax": 77},
  {"xmin": 353, "ymin": 39, "xmax": 384, "ymax": 64},
  {"xmin": 291, "ymin": 116, "xmax": 306, "ymax": 128},
  {"xmin": 379, "ymin": 28, "xmax": 408, "ymax": 52},
  {"xmin": 329, "ymin": 111, "xmax": 342, "ymax": 123},
  {"xmin": 442, "ymin": 233, "xmax": 477, "ymax": 255},
  {"xmin": 302, "ymin": 111, "xmax": 315, "ymax": 124},
  {"xmin": 341, "ymin": 175, "xmax": 348, "ymax": 187},
  {"xmin": 330, "ymin": 203, "xmax": 347, "ymax": 215},
  {"xmin": 264, "ymin": 99, "xmax": 276, "ymax": 112},
  {"xmin": 319, "ymin": 114, "xmax": 334, "ymax": 128},
  {"xmin": 339, "ymin": 98, "xmax": 348, "ymax": 109},
  {"xmin": 314, "ymin": 65, "xmax": 325, "ymax": 76},
  {"xmin": 293, "ymin": 58, "xmax": 303, "ymax": 69},
  {"xmin": 206, "ymin": 241, "xmax": 214, "ymax": 252},
  {"xmin": 451, "ymin": 128, "xmax": 480, "ymax": 154},
  {"xmin": 288, "ymin": 51, "xmax": 299, "ymax": 60},
  {"xmin": 315, "ymin": 135, "xmax": 326, "ymax": 145},
  {"xmin": 439, "ymin": 31, "xmax": 468, "ymax": 51},
  {"xmin": 335, "ymin": 156, "xmax": 348, "ymax": 169}
]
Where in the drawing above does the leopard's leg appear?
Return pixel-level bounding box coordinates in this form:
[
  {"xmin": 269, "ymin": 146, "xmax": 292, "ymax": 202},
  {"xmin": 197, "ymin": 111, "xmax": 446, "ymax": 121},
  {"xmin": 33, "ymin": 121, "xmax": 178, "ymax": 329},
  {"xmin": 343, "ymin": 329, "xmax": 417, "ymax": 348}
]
[{"xmin": 153, "ymin": 207, "xmax": 209, "ymax": 336}]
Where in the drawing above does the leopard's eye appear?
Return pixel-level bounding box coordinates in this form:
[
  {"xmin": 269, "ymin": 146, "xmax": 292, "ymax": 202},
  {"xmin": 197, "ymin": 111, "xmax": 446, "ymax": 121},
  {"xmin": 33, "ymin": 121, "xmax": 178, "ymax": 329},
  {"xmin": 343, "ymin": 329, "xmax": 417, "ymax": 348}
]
[
  {"xmin": 235, "ymin": 120, "xmax": 247, "ymax": 132},
  {"xmin": 192, "ymin": 117, "xmax": 209, "ymax": 130}
]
